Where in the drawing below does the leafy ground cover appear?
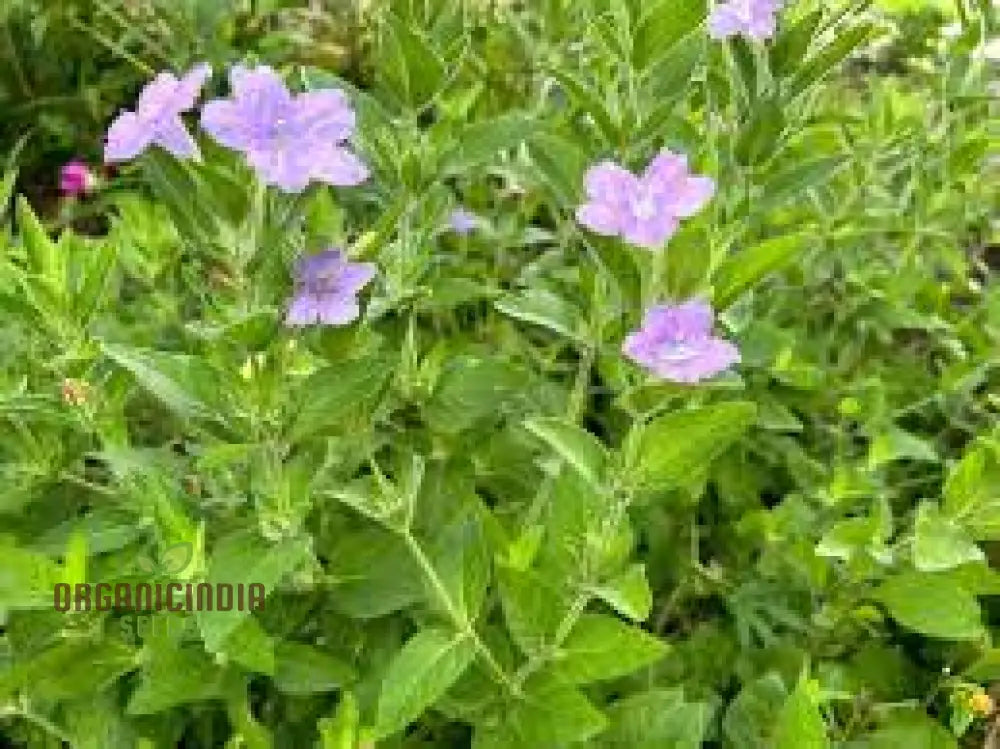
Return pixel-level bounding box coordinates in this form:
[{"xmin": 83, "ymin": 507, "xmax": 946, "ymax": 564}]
[{"xmin": 0, "ymin": 0, "xmax": 999, "ymax": 747}]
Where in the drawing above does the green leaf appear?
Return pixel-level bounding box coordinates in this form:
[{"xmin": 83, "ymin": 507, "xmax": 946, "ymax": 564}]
[
  {"xmin": 374, "ymin": 627, "xmax": 476, "ymax": 738},
  {"xmin": 632, "ymin": 0, "xmax": 707, "ymax": 71},
  {"xmin": 912, "ymin": 502, "xmax": 984, "ymax": 572},
  {"xmin": 17, "ymin": 195, "xmax": 62, "ymax": 289},
  {"xmin": 383, "ymin": 15, "xmax": 446, "ymax": 108},
  {"xmin": 632, "ymin": 402, "xmax": 757, "ymax": 491},
  {"xmin": 877, "ymin": 571, "xmax": 985, "ymax": 641},
  {"xmin": 735, "ymin": 98, "xmax": 786, "ymax": 165},
  {"xmin": 196, "ymin": 529, "xmax": 311, "ymax": 652},
  {"xmin": 773, "ymin": 675, "xmax": 829, "ymax": 749},
  {"xmin": 550, "ymin": 614, "xmax": 668, "ymax": 684},
  {"xmin": 546, "ymin": 67, "xmax": 618, "ymax": 144},
  {"xmin": 439, "ymin": 114, "xmax": 533, "ymax": 174},
  {"xmin": 722, "ymin": 673, "xmax": 788, "ymax": 749},
  {"xmin": 524, "ymin": 417, "xmax": 608, "ymax": 489},
  {"xmin": 425, "ymin": 355, "xmax": 528, "ymax": 434},
  {"xmin": 289, "ymin": 352, "xmax": 393, "ymax": 442},
  {"xmin": 0, "ymin": 639, "xmax": 137, "ymax": 703},
  {"xmin": 713, "ymin": 234, "xmax": 811, "ymax": 310},
  {"xmin": 477, "ymin": 674, "xmax": 608, "ymax": 747},
  {"xmin": 319, "ymin": 692, "xmax": 361, "ymax": 749},
  {"xmin": 428, "ymin": 507, "xmax": 491, "ymax": 622},
  {"xmin": 589, "ymin": 563, "xmax": 653, "ymax": 622},
  {"xmin": 273, "ymin": 642, "xmax": 356, "ymax": 695},
  {"xmin": 497, "ymin": 565, "xmax": 571, "ymax": 655},
  {"xmin": 788, "ymin": 23, "xmax": 883, "ymax": 100},
  {"xmin": 526, "ymin": 131, "xmax": 589, "ymax": 207},
  {"xmin": 755, "ymin": 156, "xmax": 847, "ymax": 212},
  {"xmin": 126, "ymin": 646, "xmax": 222, "ymax": 715},
  {"xmin": 102, "ymin": 344, "xmax": 218, "ymax": 421},
  {"xmin": 849, "ymin": 711, "xmax": 957, "ymax": 749},
  {"xmin": 942, "ymin": 440, "xmax": 1000, "ymax": 539},
  {"xmin": 328, "ymin": 528, "xmax": 424, "ymax": 619},
  {"xmin": 868, "ymin": 427, "xmax": 938, "ymax": 468},
  {"xmin": 495, "ymin": 287, "xmax": 588, "ymax": 344},
  {"xmin": 600, "ymin": 688, "xmax": 710, "ymax": 749}
]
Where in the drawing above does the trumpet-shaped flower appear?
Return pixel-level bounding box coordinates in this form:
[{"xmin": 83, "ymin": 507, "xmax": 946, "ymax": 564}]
[
  {"xmin": 285, "ymin": 249, "xmax": 376, "ymax": 327},
  {"xmin": 709, "ymin": 0, "xmax": 783, "ymax": 42},
  {"xmin": 623, "ymin": 299, "xmax": 739, "ymax": 383},
  {"xmin": 576, "ymin": 150, "xmax": 714, "ymax": 250},
  {"xmin": 105, "ymin": 64, "xmax": 211, "ymax": 163},
  {"xmin": 201, "ymin": 65, "xmax": 368, "ymax": 193}
]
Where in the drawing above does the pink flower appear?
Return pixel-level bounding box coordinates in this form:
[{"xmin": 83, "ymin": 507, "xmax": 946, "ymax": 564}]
[
  {"xmin": 59, "ymin": 161, "xmax": 96, "ymax": 197},
  {"xmin": 576, "ymin": 150, "xmax": 715, "ymax": 250}
]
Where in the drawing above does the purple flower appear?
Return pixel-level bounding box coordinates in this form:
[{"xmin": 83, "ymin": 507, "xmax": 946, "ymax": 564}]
[
  {"xmin": 104, "ymin": 63, "xmax": 211, "ymax": 163},
  {"xmin": 285, "ymin": 249, "xmax": 376, "ymax": 327},
  {"xmin": 623, "ymin": 299, "xmax": 739, "ymax": 383},
  {"xmin": 60, "ymin": 160, "xmax": 96, "ymax": 197},
  {"xmin": 709, "ymin": 0, "xmax": 782, "ymax": 42},
  {"xmin": 576, "ymin": 150, "xmax": 714, "ymax": 250},
  {"xmin": 201, "ymin": 65, "xmax": 368, "ymax": 193},
  {"xmin": 449, "ymin": 207, "xmax": 478, "ymax": 235}
]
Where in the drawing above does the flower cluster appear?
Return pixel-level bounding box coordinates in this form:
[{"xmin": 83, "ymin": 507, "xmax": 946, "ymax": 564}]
[
  {"xmin": 104, "ymin": 5, "xmax": 780, "ymax": 376},
  {"xmin": 104, "ymin": 63, "xmax": 374, "ymax": 328}
]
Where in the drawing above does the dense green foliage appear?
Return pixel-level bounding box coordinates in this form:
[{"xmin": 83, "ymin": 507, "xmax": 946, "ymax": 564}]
[{"xmin": 1, "ymin": 1, "xmax": 998, "ymax": 747}]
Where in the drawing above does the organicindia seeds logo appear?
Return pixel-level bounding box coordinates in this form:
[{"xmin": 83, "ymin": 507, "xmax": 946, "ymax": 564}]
[{"xmin": 51, "ymin": 541, "xmax": 266, "ymax": 613}]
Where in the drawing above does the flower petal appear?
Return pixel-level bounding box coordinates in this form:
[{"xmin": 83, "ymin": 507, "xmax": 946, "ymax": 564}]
[
  {"xmin": 201, "ymin": 98, "xmax": 254, "ymax": 151},
  {"xmin": 153, "ymin": 117, "xmax": 200, "ymax": 161},
  {"xmin": 312, "ymin": 146, "xmax": 369, "ymax": 187},
  {"xmin": 651, "ymin": 337, "xmax": 740, "ymax": 383},
  {"xmin": 105, "ymin": 111, "xmax": 154, "ymax": 163},
  {"xmin": 668, "ymin": 176, "xmax": 715, "ymax": 217},
  {"xmin": 576, "ymin": 202, "xmax": 623, "ymax": 236},
  {"xmin": 583, "ymin": 161, "xmax": 634, "ymax": 203},
  {"xmin": 285, "ymin": 292, "xmax": 321, "ymax": 326},
  {"xmin": 294, "ymin": 89, "xmax": 356, "ymax": 142},
  {"xmin": 315, "ymin": 293, "xmax": 361, "ymax": 326},
  {"xmin": 337, "ymin": 262, "xmax": 377, "ymax": 294},
  {"xmin": 247, "ymin": 146, "xmax": 313, "ymax": 193}
]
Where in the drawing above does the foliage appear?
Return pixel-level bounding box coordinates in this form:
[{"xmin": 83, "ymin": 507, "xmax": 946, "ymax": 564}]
[{"xmin": 0, "ymin": 0, "xmax": 999, "ymax": 747}]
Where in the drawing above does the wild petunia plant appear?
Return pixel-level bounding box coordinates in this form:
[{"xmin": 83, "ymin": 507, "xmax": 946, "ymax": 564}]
[{"xmin": 0, "ymin": 1, "xmax": 998, "ymax": 748}]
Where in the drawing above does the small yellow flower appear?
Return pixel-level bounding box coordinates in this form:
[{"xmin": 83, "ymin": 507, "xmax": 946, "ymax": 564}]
[{"xmin": 970, "ymin": 691, "xmax": 994, "ymax": 715}]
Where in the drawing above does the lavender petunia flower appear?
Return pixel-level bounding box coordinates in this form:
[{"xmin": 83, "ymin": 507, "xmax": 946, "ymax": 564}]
[
  {"xmin": 105, "ymin": 63, "xmax": 211, "ymax": 163},
  {"xmin": 285, "ymin": 249, "xmax": 376, "ymax": 327},
  {"xmin": 201, "ymin": 65, "xmax": 368, "ymax": 193},
  {"xmin": 708, "ymin": 0, "xmax": 783, "ymax": 42},
  {"xmin": 449, "ymin": 207, "xmax": 478, "ymax": 235},
  {"xmin": 623, "ymin": 299, "xmax": 739, "ymax": 383},
  {"xmin": 576, "ymin": 150, "xmax": 714, "ymax": 250}
]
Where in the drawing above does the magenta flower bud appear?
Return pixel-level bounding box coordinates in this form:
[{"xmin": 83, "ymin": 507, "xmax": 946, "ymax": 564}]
[{"xmin": 59, "ymin": 160, "xmax": 96, "ymax": 197}]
